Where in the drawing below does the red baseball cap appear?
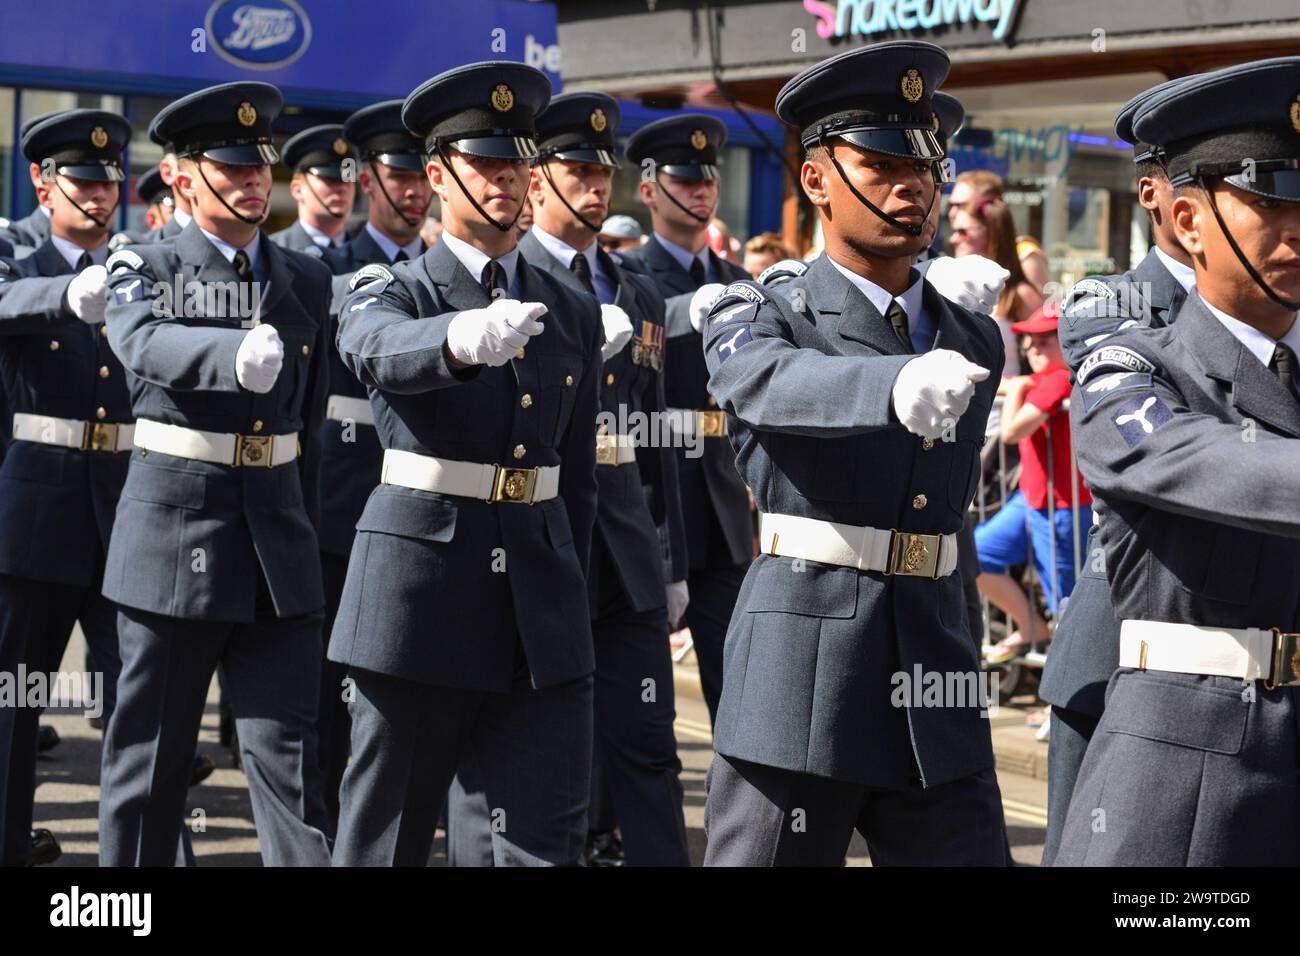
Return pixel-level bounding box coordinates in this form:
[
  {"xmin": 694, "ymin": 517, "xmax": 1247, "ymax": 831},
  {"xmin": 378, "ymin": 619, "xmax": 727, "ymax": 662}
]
[{"xmin": 1011, "ymin": 302, "xmax": 1059, "ymax": 335}]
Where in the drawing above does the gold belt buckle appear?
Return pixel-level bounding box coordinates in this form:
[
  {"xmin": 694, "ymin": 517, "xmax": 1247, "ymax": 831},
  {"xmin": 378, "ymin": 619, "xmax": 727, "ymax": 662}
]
[
  {"xmin": 84, "ymin": 422, "xmax": 119, "ymax": 453},
  {"xmin": 698, "ymin": 410, "xmax": 726, "ymax": 438},
  {"xmin": 884, "ymin": 529, "xmax": 942, "ymax": 579},
  {"xmin": 491, "ymin": 465, "xmax": 538, "ymax": 505},
  {"xmin": 1265, "ymin": 628, "xmax": 1300, "ymax": 691},
  {"xmin": 236, "ymin": 434, "xmax": 273, "ymax": 468},
  {"xmin": 595, "ymin": 434, "xmax": 618, "ymax": 466}
]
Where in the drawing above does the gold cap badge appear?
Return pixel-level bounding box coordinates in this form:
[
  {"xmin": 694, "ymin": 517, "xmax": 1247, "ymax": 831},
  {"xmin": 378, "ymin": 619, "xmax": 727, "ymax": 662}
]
[
  {"xmin": 492, "ymin": 84, "xmax": 514, "ymax": 113},
  {"xmin": 901, "ymin": 67, "xmax": 924, "ymax": 104},
  {"xmin": 90, "ymin": 126, "xmax": 108, "ymax": 149},
  {"xmin": 932, "ymin": 113, "xmax": 941, "ymax": 134},
  {"xmin": 690, "ymin": 129, "xmax": 707, "ymax": 151},
  {"xmin": 1291, "ymin": 95, "xmax": 1300, "ymax": 134},
  {"xmin": 590, "ymin": 108, "xmax": 607, "ymax": 133},
  {"xmin": 237, "ymin": 101, "xmax": 257, "ymax": 127},
  {"xmin": 332, "ymin": 137, "xmax": 348, "ymax": 156}
]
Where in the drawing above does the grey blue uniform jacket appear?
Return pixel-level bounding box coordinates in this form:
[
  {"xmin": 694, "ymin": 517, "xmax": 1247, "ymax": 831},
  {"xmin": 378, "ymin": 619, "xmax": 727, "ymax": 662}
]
[
  {"xmin": 0, "ymin": 209, "xmax": 50, "ymax": 251},
  {"xmin": 325, "ymin": 239, "xmax": 602, "ymax": 693},
  {"xmin": 270, "ymin": 221, "xmax": 323, "ymax": 253},
  {"xmin": 618, "ymin": 236, "xmax": 752, "ymax": 568},
  {"xmin": 700, "ymin": 254, "xmax": 1006, "ymax": 788},
  {"xmin": 518, "ymin": 229, "xmax": 688, "ymax": 613},
  {"xmin": 102, "ymin": 221, "xmax": 331, "ymax": 622},
  {"xmin": 1039, "ymin": 251, "xmax": 1187, "ymax": 715},
  {"xmin": 0, "ymin": 242, "xmax": 132, "ymax": 587}
]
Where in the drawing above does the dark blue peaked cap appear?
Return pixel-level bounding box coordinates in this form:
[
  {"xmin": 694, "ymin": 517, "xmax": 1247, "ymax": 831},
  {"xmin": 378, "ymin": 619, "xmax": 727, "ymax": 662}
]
[
  {"xmin": 344, "ymin": 101, "xmax": 425, "ymax": 172},
  {"xmin": 933, "ymin": 91, "xmax": 964, "ymax": 149},
  {"xmin": 22, "ymin": 109, "xmax": 130, "ymax": 182},
  {"xmin": 776, "ymin": 40, "xmax": 949, "ymax": 161},
  {"xmin": 535, "ymin": 92, "xmax": 621, "ymax": 168},
  {"xmin": 149, "ymin": 82, "xmax": 282, "ymax": 165},
  {"xmin": 136, "ymin": 166, "xmax": 169, "ymax": 204},
  {"xmin": 281, "ymin": 124, "xmax": 355, "ymax": 179},
  {"xmin": 1133, "ymin": 56, "xmax": 1300, "ymax": 201},
  {"xmin": 402, "ymin": 61, "xmax": 551, "ymax": 162},
  {"xmin": 624, "ymin": 115, "xmax": 727, "ymax": 181},
  {"xmin": 1113, "ymin": 75, "xmax": 1194, "ymax": 165}
]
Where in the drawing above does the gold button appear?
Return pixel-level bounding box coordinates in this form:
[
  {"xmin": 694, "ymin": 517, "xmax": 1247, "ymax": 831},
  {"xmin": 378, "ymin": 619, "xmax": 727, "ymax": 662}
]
[
  {"xmin": 49, "ymin": 340, "xmax": 60, "ymax": 351},
  {"xmin": 252, "ymin": 420, "xmax": 264, "ymax": 434},
  {"xmin": 99, "ymin": 365, "xmax": 110, "ymax": 379},
  {"xmin": 564, "ymin": 374, "xmax": 574, "ymax": 387},
  {"xmin": 301, "ymin": 344, "xmax": 309, "ymax": 356},
  {"xmin": 605, "ymin": 373, "xmax": 615, "ymax": 386},
  {"xmin": 95, "ymin": 407, "xmax": 106, "ymax": 421},
  {"xmin": 922, "ymin": 438, "xmax": 935, "ymax": 451},
  {"xmin": 513, "ymin": 444, "xmax": 526, "ymax": 460},
  {"xmin": 912, "ymin": 494, "xmax": 928, "ymax": 510},
  {"xmin": 517, "ymin": 347, "xmax": 526, "ymax": 360},
  {"xmin": 99, "ymin": 325, "xmax": 108, "ymax": 338},
  {"xmin": 707, "ymin": 396, "xmax": 718, "ymax": 408},
  {"xmin": 520, "ymin": 394, "xmax": 533, "ymax": 409}
]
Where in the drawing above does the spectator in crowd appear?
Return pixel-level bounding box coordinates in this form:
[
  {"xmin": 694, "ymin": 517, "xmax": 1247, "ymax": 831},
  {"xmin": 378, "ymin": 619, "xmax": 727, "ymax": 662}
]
[
  {"xmin": 598, "ymin": 213, "xmax": 643, "ymax": 253},
  {"xmin": 741, "ymin": 231, "xmax": 794, "ymax": 278},
  {"xmin": 1016, "ymin": 234, "xmax": 1050, "ymax": 292},
  {"xmin": 707, "ymin": 217, "xmax": 741, "ymax": 262},
  {"xmin": 975, "ymin": 303, "xmax": 1092, "ymax": 664},
  {"xmin": 949, "ymin": 170, "xmax": 1050, "ymax": 294}
]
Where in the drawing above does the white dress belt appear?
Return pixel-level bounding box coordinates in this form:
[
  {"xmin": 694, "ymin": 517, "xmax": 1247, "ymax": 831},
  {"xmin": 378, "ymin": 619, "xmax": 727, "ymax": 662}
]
[
  {"xmin": 380, "ymin": 448, "xmax": 560, "ymax": 505},
  {"xmin": 758, "ymin": 512, "xmax": 959, "ymax": 578},
  {"xmin": 11, "ymin": 412, "xmax": 134, "ymax": 452},
  {"xmin": 325, "ymin": 394, "xmax": 375, "ymax": 426},
  {"xmin": 133, "ymin": 418, "xmax": 299, "ymax": 468},
  {"xmin": 1118, "ymin": 620, "xmax": 1300, "ymax": 687}
]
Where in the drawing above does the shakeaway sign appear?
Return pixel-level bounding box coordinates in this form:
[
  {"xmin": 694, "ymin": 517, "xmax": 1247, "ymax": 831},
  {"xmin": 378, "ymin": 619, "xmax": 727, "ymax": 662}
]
[{"xmin": 803, "ymin": 0, "xmax": 1021, "ymax": 43}]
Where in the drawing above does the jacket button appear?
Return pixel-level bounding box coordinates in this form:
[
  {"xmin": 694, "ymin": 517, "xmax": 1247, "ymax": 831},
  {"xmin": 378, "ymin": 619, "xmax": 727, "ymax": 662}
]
[
  {"xmin": 301, "ymin": 344, "xmax": 309, "ymax": 356},
  {"xmin": 520, "ymin": 394, "xmax": 533, "ymax": 409},
  {"xmin": 95, "ymin": 407, "xmax": 106, "ymax": 420},
  {"xmin": 564, "ymin": 374, "xmax": 573, "ymax": 387},
  {"xmin": 99, "ymin": 365, "xmax": 110, "ymax": 379},
  {"xmin": 605, "ymin": 373, "xmax": 615, "ymax": 386},
  {"xmin": 99, "ymin": 325, "xmax": 108, "ymax": 338},
  {"xmin": 49, "ymin": 340, "xmax": 60, "ymax": 351},
  {"xmin": 517, "ymin": 347, "xmax": 526, "ymax": 360},
  {"xmin": 252, "ymin": 420, "xmax": 264, "ymax": 433},
  {"xmin": 513, "ymin": 444, "xmax": 526, "ymax": 460},
  {"xmin": 707, "ymin": 396, "xmax": 718, "ymax": 407},
  {"xmin": 922, "ymin": 438, "xmax": 934, "ymax": 451},
  {"xmin": 912, "ymin": 494, "xmax": 928, "ymax": 510}
]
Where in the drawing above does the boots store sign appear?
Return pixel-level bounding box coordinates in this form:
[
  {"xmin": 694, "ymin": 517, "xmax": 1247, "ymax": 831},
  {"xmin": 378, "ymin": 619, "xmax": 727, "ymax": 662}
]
[
  {"xmin": 206, "ymin": 0, "xmax": 313, "ymax": 70},
  {"xmin": 803, "ymin": 0, "xmax": 1022, "ymax": 42}
]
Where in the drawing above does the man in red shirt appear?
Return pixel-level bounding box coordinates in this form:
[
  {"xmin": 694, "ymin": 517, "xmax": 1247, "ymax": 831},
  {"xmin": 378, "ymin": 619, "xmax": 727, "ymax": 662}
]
[{"xmin": 976, "ymin": 303, "xmax": 1093, "ymax": 662}]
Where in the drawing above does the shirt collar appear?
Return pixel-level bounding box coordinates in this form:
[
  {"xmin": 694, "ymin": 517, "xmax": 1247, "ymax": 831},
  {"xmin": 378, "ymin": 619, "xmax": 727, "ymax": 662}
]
[
  {"xmin": 172, "ymin": 209, "xmax": 192, "ymax": 229},
  {"xmin": 198, "ymin": 226, "xmax": 261, "ymax": 276},
  {"xmin": 828, "ymin": 253, "xmax": 925, "ymax": 338},
  {"xmin": 50, "ymin": 234, "xmax": 107, "ymax": 270},
  {"xmin": 530, "ymin": 224, "xmax": 598, "ymax": 275},
  {"xmin": 365, "ymin": 222, "xmax": 422, "ymax": 263},
  {"xmin": 439, "ymin": 228, "xmax": 520, "ymax": 291},
  {"xmin": 1154, "ymin": 246, "xmax": 1196, "ymax": 293},
  {"xmin": 654, "ymin": 232, "xmax": 709, "ymax": 278},
  {"xmin": 1202, "ymin": 296, "xmax": 1300, "ymax": 369},
  {"xmin": 301, "ymin": 219, "xmax": 342, "ymax": 249},
  {"xmin": 39, "ymin": 206, "xmax": 52, "ymax": 219}
]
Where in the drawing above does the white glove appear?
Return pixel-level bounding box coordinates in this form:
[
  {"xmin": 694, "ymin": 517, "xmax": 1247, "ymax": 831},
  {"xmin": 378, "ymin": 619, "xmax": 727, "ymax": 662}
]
[
  {"xmin": 924, "ymin": 255, "xmax": 1010, "ymax": 315},
  {"xmin": 890, "ymin": 348, "xmax": 991, "ymax": 440},
  {"xmin": 599, "ymin": 304, "xmax": 634, "ymax": 362},
  {"xmin": 446, "ymin": 298, "xmax": 547, "ymax": 367},
  {"xmin": 235, "ymin": 323, "xmax": 284, "ymax": 394},
  {"xmin": 67, "ymin": 265, "xmax": 108, "ymax": 324},
  {"xmin": 688, "ymin": 282, "xmax": 728, "ymax": 334},
  {"xmin": 666, "ymin": 580, "xmax": 690, "ymax": 630}
]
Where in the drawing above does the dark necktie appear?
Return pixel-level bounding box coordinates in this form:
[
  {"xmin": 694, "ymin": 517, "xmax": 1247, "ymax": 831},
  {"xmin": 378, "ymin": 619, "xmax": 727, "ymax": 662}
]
[
  {"xmin": 885, "ymin": 299, "xmax": 914, "ymax": 352},
  {"xmin": 570, "ymin": 252, "xmax": 595, "ymax": 295},
  {"xmin": 393, "ymin": 250, "xmax": 409, "ymax": 263},
  {"xmin": 75, "ymin": 252, "xmax": 92, "ymax": 272},
  {"xmin": 232, "ymin": 250, "xmax": 253, "ymax": 283},
  {"xmin": 689, "ymin": 256, "xmax": 706, "ymax": 287},
  {"xmin": 481, "ymin": 259, "xmax": 506, "ymax": 298},
  {"xmin": 1270, "ymin": 343, "xmax": 1300, "ymax": 404}
]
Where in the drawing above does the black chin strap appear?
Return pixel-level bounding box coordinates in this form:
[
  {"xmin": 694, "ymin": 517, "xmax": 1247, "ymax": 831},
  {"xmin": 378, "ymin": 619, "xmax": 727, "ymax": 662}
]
[
  {"xmin": 540, "ymin": 160, "xmax": 601, "ymax": 233},
  {"xmin": 369, "ymin": 161, "xmax": 423, "ymax": 229},
  {"xmin": 434, "ymin": 147, "xmax": 521, "ymax": 234},
  {"xmin": 195, "ymin": 160, "xmax": 265, "ymax": 226},
  {"xmin": 55, "ymin": 177, "xmax": 118, "ymax": 230},
  {"xmin": 304, "ymin": 175, "xmax": 346, "ymax": 221},
  {"xmin": 655, "ymin": 171, "xmax": 712, "ymax": 225},
  {"xmin": 1203, "ymin": 182, "xmax": 1300, "ymax": 311},
  {"xmin": 821, "ymin": 135, "xmax": 933, "ymax": 240}
]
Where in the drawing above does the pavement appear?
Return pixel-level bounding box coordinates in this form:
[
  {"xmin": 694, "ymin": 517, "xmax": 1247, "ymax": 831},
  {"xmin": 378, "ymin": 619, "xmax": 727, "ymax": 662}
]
[{"xmin": 31, "ymin": 628, "xmax": 1049, "ymax": 866}]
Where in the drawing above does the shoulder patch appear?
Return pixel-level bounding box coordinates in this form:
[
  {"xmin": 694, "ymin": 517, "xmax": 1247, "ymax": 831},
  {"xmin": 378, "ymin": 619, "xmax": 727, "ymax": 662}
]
[
  {"xmin": 709, "ymin": 301, "xmax": 758, "ymax": 326},
  {"xmin": 1068, "ymin": 278, "xmax": 1117, "ymax": 302},
  {"xmin": 348, "ymin": 263, "xmax": 394, "ymax": 293},
  {"xmin": 714, "ymin": 323, "xmax": 753, "ymax": 364},
  {"xmin": 1078, "ymin": 344, "xmax": 1156, "ymax": 385},
  {"xmin": 1112, "ymin": 392, "xmax": 1173, "ymax": 448},
  {"xmin": 108, "ymin": 232, "xmax": 134, "ymax": 253},
  {"xmin": 714, "ymin": 281, "xmax": 768, "ymax": 308},
  {"xmin": 757, "ymin": 258, "xmax": 809, "ymax": 287},
  {"xmin": 106, "ymin": 249, "xmax": 145, "ymax": 275},
  {"xmin": 1080, "ymin": 371, "xmax": 1154, "ymax": 412}
]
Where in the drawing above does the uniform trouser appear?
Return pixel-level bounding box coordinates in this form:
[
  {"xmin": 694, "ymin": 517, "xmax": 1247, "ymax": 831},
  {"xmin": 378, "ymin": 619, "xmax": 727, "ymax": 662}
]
[
  {"xmin": 0, "ymin": 571, "xmax": 120, "ymax": 865},
  {"xmin": 703, "ymin": 753, "xmax": 1008, "ymax": 866},
  {"xmin": 316, "ymin": 551, "xmax": 352, "ymax": 836},
  {"xmin": 99, "ymin": 601, "xmax": 331, "ymax": 866},
  {"xmin": 683, "ymin": 562, "xmax": 748, "ymax": 728},
  {"xmin": 956, "ymin": 521, "xmax": 984, "ymax": 654},
  {"xmin": 337, "ymin": 666, "xmax": 593, "ymax": 867},
  {"xmin": 1041, "ymin": 706, "xmax": 1099, "ymax": 867}
]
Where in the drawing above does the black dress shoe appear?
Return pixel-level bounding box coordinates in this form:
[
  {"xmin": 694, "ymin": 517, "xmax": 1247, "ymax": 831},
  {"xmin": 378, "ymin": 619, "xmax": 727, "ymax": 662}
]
[
  {"xmin": 584, "ymin": 830, "xmax": 625, "ymax": 867},
  {"xmin": 37, "ymin": 725, "xmax": 60, "ymax": 753},
  {"xmin": 190, "ymin": 753, "xmax": 215, "ymax": 787},
  {"xmin": 28, "ymin": 828, "xmax": 61, "ymax": 866}
]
